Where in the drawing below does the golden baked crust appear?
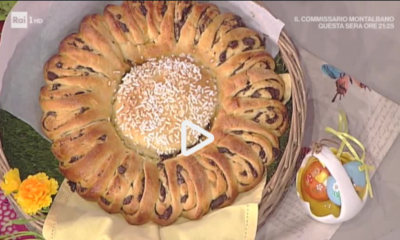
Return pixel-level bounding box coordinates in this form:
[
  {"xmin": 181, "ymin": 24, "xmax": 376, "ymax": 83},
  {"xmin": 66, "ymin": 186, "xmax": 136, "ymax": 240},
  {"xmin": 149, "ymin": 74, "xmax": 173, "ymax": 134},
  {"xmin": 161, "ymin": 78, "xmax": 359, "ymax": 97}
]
[
  {"xmin": 39, "ymin": 1, "xmax": 289, "ymax": 226},
  {"xmin": 112, "ymin": 56, "xmax": 217, "ymax": 157}
]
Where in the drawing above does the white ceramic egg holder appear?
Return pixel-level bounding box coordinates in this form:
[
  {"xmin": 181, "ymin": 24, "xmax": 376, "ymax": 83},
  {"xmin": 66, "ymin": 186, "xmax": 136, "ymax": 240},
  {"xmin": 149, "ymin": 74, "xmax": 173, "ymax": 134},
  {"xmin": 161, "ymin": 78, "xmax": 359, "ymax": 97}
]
[{"xmin": 297, "ymin": 146, "xmax": 368, "ymax": 224}]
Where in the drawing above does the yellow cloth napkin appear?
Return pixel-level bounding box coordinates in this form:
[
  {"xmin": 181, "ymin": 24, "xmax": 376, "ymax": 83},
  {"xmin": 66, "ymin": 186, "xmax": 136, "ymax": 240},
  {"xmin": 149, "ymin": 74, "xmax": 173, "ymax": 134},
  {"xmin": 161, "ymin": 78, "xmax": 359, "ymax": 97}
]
[{"xmin": 43, "ymin": 178, "xmax": 265, "ymax": 240}]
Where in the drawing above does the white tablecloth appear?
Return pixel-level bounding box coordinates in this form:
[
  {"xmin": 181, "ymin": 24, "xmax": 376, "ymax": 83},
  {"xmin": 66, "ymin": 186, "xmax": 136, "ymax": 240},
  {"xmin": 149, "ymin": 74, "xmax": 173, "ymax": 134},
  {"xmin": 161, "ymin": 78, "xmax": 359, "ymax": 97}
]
[{"xmin": 260, "ymin": 2, "xmax": 400, "ymax": 240}]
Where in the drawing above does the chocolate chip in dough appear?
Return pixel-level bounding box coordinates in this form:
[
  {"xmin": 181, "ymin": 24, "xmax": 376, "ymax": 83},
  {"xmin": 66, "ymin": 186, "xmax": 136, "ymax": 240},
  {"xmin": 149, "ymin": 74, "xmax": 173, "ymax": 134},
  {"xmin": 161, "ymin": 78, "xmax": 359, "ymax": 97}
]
[
  {"xmin": 98, "ymin": 135, "xmax": 107, "ymax": 141},
  {"xmin": 79, "ymin": 107, "xmax": 90, "ymax": 114},
  {"xmin": 118, "ymin": 21, "xmax": 129, "ymax": 33},
  {"xmin": 82, "ymin": 45, "xmax": 93, "ymax": 52},
  {"xmin": 160, "ymin": 153, "xmax": 174, "ymax": 161},
  {"xmin": 86, "ymin": 67, "xmax": 95, "ymax": 73},
  {"xmin": 51, "ymin": 83, "xmax": 61, "ymax": 91},
  {"xmin": 176, "ymin": 165, "xmax": 186, "ymax": 185},
  {"xmin": 70, "ymin": 132, "xmax": 84, "ymax": 141},
  {"xmin": 160, "ymin": 184, "xmax": 166, "ymax": 202},
  {"xmin": 251, "ymin": 91, "xmax": 262, "ymax": 98},
  {"xmin": 259, "ymin": 148, "xmax": 266, "ymax": 160},
  {"xmin": 161, "ymin": 3, "xmax": 167, "ymax": 16},
  {"xmin": 205, "ymin": 122, "xmax": 212, "ymax": 131},
  {"xmin": 67, "ymin": 181, "xmax": 77, "ymax": 192},
  {"xmin": 243, "ymin": 37, "xmax": 255, "ymax": 46},
  {"xmin": 217, "ymin": 147, "xmax": 234, "ymax": 156},
  {"xmin": 118, "ymin": 165, "xmax": 127, "ymax": 174},
  {"xmin": 138, "ymin": 178, "xmax": 145, "ymax": 202},
  {"xmin": 123, "ymin": 195, "xmax": 133, "ymax": 205},
  {"xmin": 219, "ymin": 51, "xmax": 227, "ymax": 64},
  {"xmin": 157, "ymin": 163, "xmax": 165, "ymax": 170},
  {"xmin": 47, "ymin": 72, "xmax": 59, "ymax": 81},
  {"xmin": 157, "ymin": 206, "xmax": 173, "ymax": 220},
  {"xmin": 69, "ymin": 155, "xmax": 83, "ymax": 163},
  {"xmin": 68, "ymin": 41, "xmax": 78, "ymax": 47},
  {"xmin": 233, "ymin": 16, "xmax": 245, "ymax": 28},
  {"xmin": 79, "ymin": 187, "xmax": 87, "ymax": 193},
  {"xmin": 210, "ymin": 194, "xmax": 228, "ymax": 210},
  {"xmin": 265, "ymin": 87, "xmax": 280, "ymax": 100},
  {"xmin": 229, "ymin": 40, "xmax": 239, "ymax": 49},
  {"xmin": 139, "ymin": 5, "xmax": 147, "ymax": 16},
  {"xmin": 181, "ymin": 195, "xmax": 188, "ymax": 203},
  {"xmin": 231, "ymin": 130, "xmax": 243, "ymax": 135},
  {"xmin": 208, "ymin": 159, "xmax": 216, "ymax": 167},
  {"xmin": 266, "ymin": 114, "xmax": 278, "ymax": 124},
  {"xmin": 75, "ymin": 38, "xmax": 85, "ymax": 44},
  {"xmin": 252, "ymin": 112, "xmax": 263, "ymax": 123},
  {"xmin": 100, "ymin": 196, "xmax": 111, "ymax": 206},
  {"xmin": 246, "ymin": 161, "xmax": 258, "ymax": 178},
  {"xmin": 182, "ymin": 6, "xmax": 191, "ymax": 17}
]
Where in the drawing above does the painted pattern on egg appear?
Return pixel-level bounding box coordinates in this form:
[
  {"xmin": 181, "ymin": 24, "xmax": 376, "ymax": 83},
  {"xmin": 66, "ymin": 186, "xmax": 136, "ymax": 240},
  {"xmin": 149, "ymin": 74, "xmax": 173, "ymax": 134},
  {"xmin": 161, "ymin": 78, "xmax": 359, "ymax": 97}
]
[
  {"xmin": 326, "ymin": 161, "xmax": 367, "ymax": 206},
  {"xmin": 303, "ymin": 161, "xmax": 330, "ymax": 201},
  {"xmin": 327, "ymin": 176, "xmax": 341, "ymax": 206}
]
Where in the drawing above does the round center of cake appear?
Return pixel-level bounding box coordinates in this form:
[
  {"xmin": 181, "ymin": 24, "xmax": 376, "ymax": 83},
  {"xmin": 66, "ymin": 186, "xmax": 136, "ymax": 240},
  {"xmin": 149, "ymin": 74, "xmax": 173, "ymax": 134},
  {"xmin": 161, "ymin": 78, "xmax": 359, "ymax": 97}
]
[{"xmin": 114, "ymin": 56, "xmax": 217, "ymax": 158}]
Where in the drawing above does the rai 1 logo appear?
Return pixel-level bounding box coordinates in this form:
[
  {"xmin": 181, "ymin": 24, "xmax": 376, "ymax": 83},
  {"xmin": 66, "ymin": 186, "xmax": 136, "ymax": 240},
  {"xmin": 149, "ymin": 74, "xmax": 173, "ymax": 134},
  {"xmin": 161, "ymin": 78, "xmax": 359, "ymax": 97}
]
[{"xmin": 11, "ymin": 12, "xmax": 43, "ymax": 29}]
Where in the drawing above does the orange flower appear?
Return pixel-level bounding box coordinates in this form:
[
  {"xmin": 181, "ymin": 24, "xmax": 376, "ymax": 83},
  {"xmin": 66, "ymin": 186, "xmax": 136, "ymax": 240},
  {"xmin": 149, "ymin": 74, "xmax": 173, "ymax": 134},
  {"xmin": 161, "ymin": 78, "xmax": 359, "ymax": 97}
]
[
  {"xmin": 0, "ymin": 168, "xmax": 21, "ymax": 195},
  {"xmin": 14, "ymin": 173, "xmax": 58, "ymax": 215}
]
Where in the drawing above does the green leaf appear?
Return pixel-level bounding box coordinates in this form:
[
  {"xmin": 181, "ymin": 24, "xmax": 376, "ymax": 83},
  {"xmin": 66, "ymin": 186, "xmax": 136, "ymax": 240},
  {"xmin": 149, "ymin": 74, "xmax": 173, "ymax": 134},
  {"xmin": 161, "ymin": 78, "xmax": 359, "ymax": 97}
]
[
  {"xmin": 5, "ymin": 215, "xmax": 46, "ymax": 227},
  {"xmin": 0, "ymin": 1, "xmax": 17, "ymax": 21},
  {"xmin": 0, "ymin": 109, "xmax": 64, "ymax": 184},
  {"xmin": 41, "ymin": 207, "xmax": 50, "ymax": 213},
  {"xmin": 0, "ymin": 231, "xmax": 45, "ymax": 240}
]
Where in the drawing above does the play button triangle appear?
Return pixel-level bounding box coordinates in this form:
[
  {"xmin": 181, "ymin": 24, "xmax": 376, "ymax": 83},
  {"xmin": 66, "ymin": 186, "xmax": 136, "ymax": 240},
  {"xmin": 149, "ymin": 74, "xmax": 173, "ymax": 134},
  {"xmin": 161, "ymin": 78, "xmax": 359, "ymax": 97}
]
[{"xmin": 181, "ymin": 120, "xmax": 214, "ymax": 156}]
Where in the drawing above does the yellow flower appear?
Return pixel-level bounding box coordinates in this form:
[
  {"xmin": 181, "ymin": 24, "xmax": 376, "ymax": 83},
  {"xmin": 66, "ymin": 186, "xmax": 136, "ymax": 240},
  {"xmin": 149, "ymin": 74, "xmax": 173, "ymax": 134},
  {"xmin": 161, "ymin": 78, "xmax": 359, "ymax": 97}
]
[
  {"xmin": 0, "ymin": 168, "xmax": 21, "ymax": 195},
  {"xmin": 14, "ymin": 173, "xmax": 59, "ymax": 215}
]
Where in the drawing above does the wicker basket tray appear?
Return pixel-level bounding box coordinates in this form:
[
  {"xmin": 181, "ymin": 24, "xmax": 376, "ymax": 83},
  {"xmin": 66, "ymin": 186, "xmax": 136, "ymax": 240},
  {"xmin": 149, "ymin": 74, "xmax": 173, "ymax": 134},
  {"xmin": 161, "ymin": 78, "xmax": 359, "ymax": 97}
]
[{"xmin": 0, "ymin": 2, "xmax": 306, "ymax": 235}]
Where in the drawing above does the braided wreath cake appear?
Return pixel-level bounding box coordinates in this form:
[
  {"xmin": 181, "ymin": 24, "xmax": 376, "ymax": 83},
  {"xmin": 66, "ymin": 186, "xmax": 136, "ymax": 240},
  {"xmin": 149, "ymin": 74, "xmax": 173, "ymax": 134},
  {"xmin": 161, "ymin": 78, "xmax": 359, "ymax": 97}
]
[{"xmin": 39, "ymin": 1, "xmax": 289, "ymax": 226}]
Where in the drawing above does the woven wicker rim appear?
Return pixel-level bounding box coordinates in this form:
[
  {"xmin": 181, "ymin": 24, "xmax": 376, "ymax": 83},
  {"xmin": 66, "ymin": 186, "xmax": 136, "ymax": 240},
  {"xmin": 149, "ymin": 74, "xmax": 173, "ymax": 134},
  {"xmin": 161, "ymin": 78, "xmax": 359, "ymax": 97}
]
[
  {"xmin": 0, "ymin": 3, "xmax": 306, "ymax": 235},
  {"xmin": 255, "ymin": 2, "xmax": 306, "ymax": 229}
]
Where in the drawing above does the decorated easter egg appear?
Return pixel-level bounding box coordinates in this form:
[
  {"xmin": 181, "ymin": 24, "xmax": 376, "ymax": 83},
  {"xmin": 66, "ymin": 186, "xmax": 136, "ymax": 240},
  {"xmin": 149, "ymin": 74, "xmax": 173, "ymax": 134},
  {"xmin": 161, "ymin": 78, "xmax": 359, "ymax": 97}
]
[
  {"xmin": 296, "ymin": 146, "xmax": 369, "ymax": 224},
  {"xmin": 326, "ymin": 161, "xmax": 367, "ymax": 206},
  {"xmin": 326, "ymin": 176, "xmax": 341, "ymax": 206},
  {"xmin": 344, "ymin": 161, "xmax": 367, "ymax": 190},
  {"xmin": 303, "ymin": 161, "xmax": 330, "ymax": 201}
]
